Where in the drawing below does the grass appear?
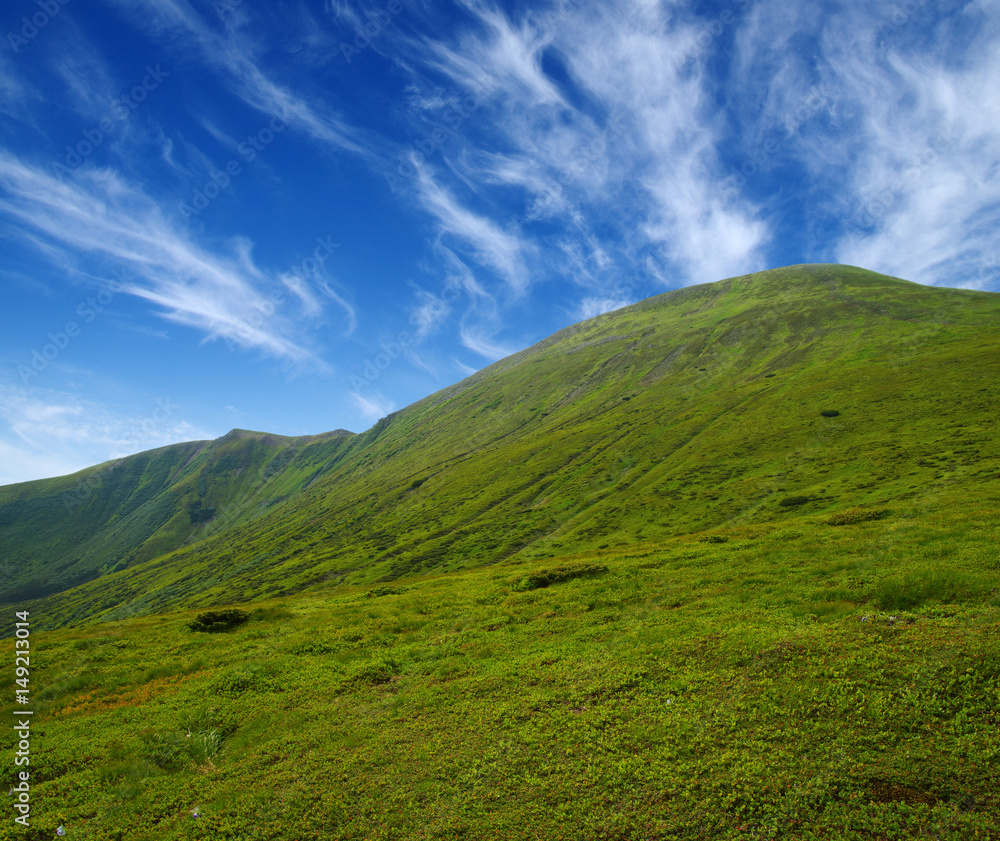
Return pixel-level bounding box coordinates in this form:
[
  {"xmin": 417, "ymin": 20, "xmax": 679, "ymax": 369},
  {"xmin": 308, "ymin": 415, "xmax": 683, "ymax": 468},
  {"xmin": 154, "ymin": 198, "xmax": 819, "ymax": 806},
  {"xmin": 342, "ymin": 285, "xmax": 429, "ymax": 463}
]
[
  {"xmin": 0, "ymin": 263, "xmax": 998, "ymax": 838},
  {"xmin": 1, "ymin": 502, "xmax": 998, "ymax": 839},
  {"xmin": 5, "ymin": 264, "xmax": 999, "ymax": 629}
]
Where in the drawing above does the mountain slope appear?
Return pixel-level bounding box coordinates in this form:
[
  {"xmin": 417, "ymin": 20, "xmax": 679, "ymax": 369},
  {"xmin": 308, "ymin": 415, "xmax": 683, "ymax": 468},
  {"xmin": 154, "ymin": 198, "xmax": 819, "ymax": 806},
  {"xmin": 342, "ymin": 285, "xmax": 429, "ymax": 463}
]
[
  {"xmin": 3, "ymin": 263, "xmax": 998, "ymax": 628},
  {"xmin": 0, "ymin": 429, "xmax": 353, "ymax": 604}
]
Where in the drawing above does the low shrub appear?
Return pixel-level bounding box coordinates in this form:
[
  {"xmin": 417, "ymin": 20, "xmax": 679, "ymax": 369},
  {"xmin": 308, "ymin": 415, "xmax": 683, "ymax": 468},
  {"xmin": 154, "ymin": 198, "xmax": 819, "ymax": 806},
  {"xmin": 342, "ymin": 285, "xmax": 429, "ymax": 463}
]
[
  {"xmin": 820, "ymin": 410, "xmax": 841, "ymax": 417},
  {"xmin": 512, "ymin": 563, "xmax": 608, "ymax": 591},
  {"xmin": 188, "ymin": 609, "xmax": 250, "ymax": 633},
  {"xmin": 778, "ymin": 496, "xmax": 810, "ymax": 508}
]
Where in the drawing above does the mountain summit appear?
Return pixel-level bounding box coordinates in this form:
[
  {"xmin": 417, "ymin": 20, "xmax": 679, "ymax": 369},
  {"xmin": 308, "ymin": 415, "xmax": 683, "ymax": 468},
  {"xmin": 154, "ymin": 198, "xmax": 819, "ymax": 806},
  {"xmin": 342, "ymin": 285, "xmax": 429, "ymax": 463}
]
[{"xmin": 2, "ymin": 264, "xmax": 998, "ymax": 627}]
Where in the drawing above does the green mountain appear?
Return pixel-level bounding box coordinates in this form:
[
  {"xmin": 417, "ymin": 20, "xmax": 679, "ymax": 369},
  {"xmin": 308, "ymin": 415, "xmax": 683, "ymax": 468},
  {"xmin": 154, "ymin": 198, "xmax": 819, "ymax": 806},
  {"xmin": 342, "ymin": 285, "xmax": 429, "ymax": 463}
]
[
  {"xmin": 0, "ymin": 429, "xmax": 353, "ymax": 605},
  {"xmin": 3, "ymin": 263, "xmax": 998, "ymax": 627},
  {"xmin": 2, "ymin": 264, "xmax": 998, "ymax": 840}
]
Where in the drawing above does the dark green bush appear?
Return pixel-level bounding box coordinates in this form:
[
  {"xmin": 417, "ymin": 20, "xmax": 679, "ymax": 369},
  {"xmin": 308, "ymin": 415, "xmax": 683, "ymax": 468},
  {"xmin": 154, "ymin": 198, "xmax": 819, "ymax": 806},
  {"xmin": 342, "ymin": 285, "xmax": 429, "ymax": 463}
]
[
  {"xmin": 513, "ymin": 563, "xmax": 608, "ymax": 591},
  {"xmin": 366, "ymin": 585, "xmax": 406, "ymax": 598},
  {"xmin": 820, "ymin": 410, "xmax": 840, "ymax": 417},
  {"xmin": 188, "ymin": 609, "xmax": 250, "ymax": 633},
  {"xmin": 779, "ymin": 496, "xmax": 810, "ymax": 508}
]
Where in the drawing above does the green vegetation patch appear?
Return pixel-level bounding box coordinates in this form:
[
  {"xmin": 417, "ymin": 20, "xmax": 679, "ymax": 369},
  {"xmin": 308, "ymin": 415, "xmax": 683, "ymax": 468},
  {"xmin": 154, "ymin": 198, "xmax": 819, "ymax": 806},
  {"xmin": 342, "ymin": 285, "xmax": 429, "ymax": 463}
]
[
  {"xmin": 826, "ymin": 507, "xmax": 889, "ymax": 526},
  {"xmin": 188, "ymin": 609, "xmax": 250, "ymax": 633},
  {"xmin": 511, "ymin": 563, "xmax": 608, "ymax": 591}
]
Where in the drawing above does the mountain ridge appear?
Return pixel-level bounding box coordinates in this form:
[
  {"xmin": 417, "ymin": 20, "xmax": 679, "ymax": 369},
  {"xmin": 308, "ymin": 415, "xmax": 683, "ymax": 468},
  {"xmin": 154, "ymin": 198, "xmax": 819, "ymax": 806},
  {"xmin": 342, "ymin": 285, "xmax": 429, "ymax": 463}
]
[{"xmin": 2, "ymin": 263, "xmax": 998, "ymax": 628}]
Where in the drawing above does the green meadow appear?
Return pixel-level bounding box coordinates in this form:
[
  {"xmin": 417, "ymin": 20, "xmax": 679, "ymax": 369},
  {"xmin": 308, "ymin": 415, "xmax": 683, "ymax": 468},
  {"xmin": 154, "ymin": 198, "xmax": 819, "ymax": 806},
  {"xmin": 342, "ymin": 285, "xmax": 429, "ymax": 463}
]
[{"xmin": 1, "ymin": 264, "xmax": 998, "ymax": 838}]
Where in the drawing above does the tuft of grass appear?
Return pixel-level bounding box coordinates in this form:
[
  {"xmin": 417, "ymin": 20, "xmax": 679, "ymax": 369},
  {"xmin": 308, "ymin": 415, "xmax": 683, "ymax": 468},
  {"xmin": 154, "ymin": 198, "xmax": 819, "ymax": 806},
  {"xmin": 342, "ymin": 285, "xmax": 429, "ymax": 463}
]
[
  {"xmin": 826, "ymin": 507, "xmax": 889, "ymax": 525},
  {"xmin": 872, "ymin": 569, "xmax": 995, "ymax": 610}
]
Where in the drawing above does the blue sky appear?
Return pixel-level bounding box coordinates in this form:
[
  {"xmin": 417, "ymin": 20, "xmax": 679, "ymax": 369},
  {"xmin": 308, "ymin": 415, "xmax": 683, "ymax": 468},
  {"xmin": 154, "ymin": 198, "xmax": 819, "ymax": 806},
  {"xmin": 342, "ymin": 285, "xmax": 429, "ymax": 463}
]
[{"xmin": 1, "ymin": 0, "xmax": 998, "ymax": 485}]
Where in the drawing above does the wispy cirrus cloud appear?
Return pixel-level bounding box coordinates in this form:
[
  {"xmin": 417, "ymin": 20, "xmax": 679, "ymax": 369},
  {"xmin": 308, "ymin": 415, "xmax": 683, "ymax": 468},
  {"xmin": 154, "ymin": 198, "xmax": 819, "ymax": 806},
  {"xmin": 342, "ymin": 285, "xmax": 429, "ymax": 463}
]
[
  {"xmin": 423, "ymin": 0, "xmax": 566, "ymax": 107},
  {"xmin": 0, "ymin": 151, "xmax": 326, "ymax": 364},
  {"xmin": 728, "ymin": 0, "xmax": 1000, "ymax": 289},
  {"xmin": 349, "ymin": 389, "xmax": 395, "ymax": 421},
  {"xmin": 389, "ymin": 0, "xmax": 770, "ymax": 307},
  {"xmin": 458, "ymin": 319, "xmax": 516, "ymax": 361},
  {"xmin": 103, "ymin": 0, "xmax": 370, "ymax": 158},
  {"xmin": 412, "ymin": 157, "xmax": 531, "ymax": 296}
]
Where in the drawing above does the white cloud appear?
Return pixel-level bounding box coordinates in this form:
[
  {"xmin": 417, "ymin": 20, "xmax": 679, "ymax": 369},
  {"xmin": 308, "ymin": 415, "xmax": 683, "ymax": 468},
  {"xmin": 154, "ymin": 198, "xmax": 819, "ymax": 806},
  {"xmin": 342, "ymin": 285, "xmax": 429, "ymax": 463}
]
[
  {"xmin": 413, "ymin": 158, "xmax": 531, "ymax": 295},
  {"xmin": 0, "ymin": 151, "xmax": 328, "ymax": 364},
  {"xmin": 105, "ymin": 0, "xmax": 370, "ymax": 158},
  {"xmin": 349, "ymin": 390, "xmax": 395, "ymax": 421},
  {"xmin": 424, "ymin": 0, "xmax": 565, "ymax": 107},
  {"xmin": 728, "ymin": 0, "xmax": 1000, "ymax": 288},
  {"xmin": 453, "ymin": 358, "xmax": 479, "ymax": 377},
  {"xmin": 830, "ymin": 33, "xmax": 1000, "ymax": 286},
  {"xmin": 578, "ymin": 296, "xmax": 632, "ymax": 320},
  {"xmin": 409, "ymin": 287, "xmax": 453, "ymax": 340},
  {"xmin": 0, "ymin": 384, "xmax": 208, "ymax": 486},
  {"xmin": 391, "ymin": 0, "xmax": 770, "ymax": 313},
  {"xmin": 459, "ymin": 321, "xmax": 515, "ymax": 361}
]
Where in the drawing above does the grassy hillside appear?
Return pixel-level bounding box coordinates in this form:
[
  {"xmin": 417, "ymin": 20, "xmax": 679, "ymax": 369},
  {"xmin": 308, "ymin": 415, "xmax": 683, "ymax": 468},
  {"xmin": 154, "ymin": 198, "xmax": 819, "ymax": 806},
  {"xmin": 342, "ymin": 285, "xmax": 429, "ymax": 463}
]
[
  {"xmin": 0, "ymin": 263, "xmax": 998, "ymax": 839},
  {"xmin": 6, "ymin": 263, "xmax": 998, "ymax": 628},
  {"xmin": 1, "ymin": 517, "xmax": 997, "ymax": 839},
  {"xmin": 0, "ymin": 429, "xmax": 353, "ymax": 607}
]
